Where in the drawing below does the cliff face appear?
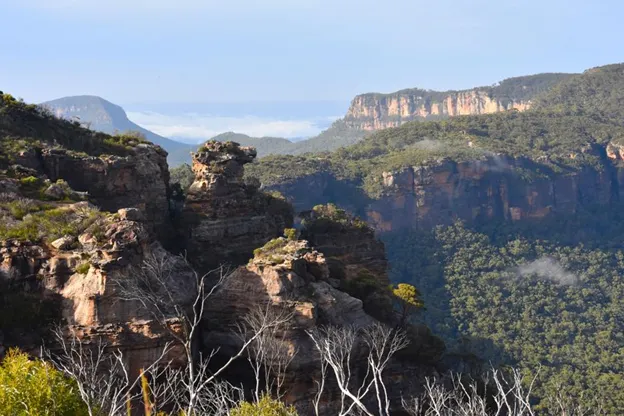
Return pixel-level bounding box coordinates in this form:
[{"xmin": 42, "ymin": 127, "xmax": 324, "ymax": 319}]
[
  {"xmin": 0, "ymin": 205, "xmax": 190, "ymax": 374},
  {"xmin": 182, "ymin": 141, "xmax": 293, "ymax": 271},
  {"xmin": 342, "ymin": 73, "xmax": 573, "ymax": 131},
  {"xmin": 265, "ymin": 142, "xmax": 624, "ymax": 234},
  {"xmin": 344, "ymin": 90, "xmax": 531, "ymax": 130},
  {"xmin": 4, "ymin": 143, "xmax": 171, "ymax": 239}
]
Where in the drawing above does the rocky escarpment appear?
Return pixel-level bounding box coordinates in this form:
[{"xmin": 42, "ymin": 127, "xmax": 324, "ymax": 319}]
[
  {"xmin": 182, "ymin": 141, "xmax": 293, "ymax": 271},
  {"xmin": 0, "ymin": 203, "xmax": 191, "ymax": 374},
  {"xmin": 41, "ymin": 145, "xmax": 171, "ymax": 237},
  {"xmin": 343, "ymin": 73, "xmax": 572, "ymax": 130},
  {"xmin": 263, "ymin": 142, "xmax": 624, "ymax": 233},
  {"xmin": 203, "ymin": 237, "xmax": 444, "ymax": 414}
]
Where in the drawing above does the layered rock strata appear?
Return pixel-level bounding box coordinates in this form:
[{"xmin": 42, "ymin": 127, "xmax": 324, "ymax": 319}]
[
  {"xmin": 183, "ymin": 141, "xmax": 293, "ymax": 271},
  {"xmin": 0, "ymin": 205, "xmax": 191, "ymax": 374},
  {"xmin": 345, "ymin": 90, "xmax": 530, "ymax": 130}
]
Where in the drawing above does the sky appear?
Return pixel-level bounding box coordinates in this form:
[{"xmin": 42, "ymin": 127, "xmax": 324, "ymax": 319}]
[{"xmin": 2, "ymin": 0, "xmax": 624, "ymax": 141}]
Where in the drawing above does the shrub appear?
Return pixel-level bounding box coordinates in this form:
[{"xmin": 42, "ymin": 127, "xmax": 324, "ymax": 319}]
[
  {"xmin": 283, "ymin": 228, "xmax": 297, "ymax": 240},
  {"xmin": 19, "ymin": 175, "xmax": 41, "ymax": 187},
  {"xmin": 2, "ymin": 198, "xmax": 43, "ymax": 219},
  {"xmin": 230, "ymin": 395, "xmax": 298, "ymax": 416},
  {"xmin": 341, "ymin": 269, "xmax": 383, "ymax": 300},
  {"xmin": 0, "ymin": 205, "xmax": 105, "ymax": 242},
  {"xmin": 75, "ymin": 262, "xmax": 91, "ymax": 275},
  {"xmin": 0, "ymin": 349, "xmax": 88, "ymax": 416}
]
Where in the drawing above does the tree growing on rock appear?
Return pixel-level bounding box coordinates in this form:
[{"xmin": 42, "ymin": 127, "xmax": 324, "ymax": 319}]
[{"xmin": 392, "ymin": 283, "xmax": 424, "ymax": 327}]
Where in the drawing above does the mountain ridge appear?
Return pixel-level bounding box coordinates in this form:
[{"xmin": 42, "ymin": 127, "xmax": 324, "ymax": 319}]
[{"xmin": 41, "ymin": 95, "xmax": 193, "ymax": 165}]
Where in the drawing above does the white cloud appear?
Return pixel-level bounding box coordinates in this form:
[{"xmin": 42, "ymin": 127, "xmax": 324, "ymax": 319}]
[{"xmin": 127, "ymin": 111, "xmax": 334, "ymax": 142}]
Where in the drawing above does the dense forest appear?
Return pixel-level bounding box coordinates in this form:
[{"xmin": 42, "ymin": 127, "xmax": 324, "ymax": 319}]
[{"xmin": 383, "ymin": 218, "xmax": 624, "ymax": 413}]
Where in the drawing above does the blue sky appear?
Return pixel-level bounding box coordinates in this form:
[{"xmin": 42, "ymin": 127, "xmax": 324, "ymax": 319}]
[{"xmin": 2, "ymin": 0, "xmax": 623, "ymax": 140}]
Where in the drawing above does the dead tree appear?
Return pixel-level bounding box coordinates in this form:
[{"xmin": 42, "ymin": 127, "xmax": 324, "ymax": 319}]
[
  {"xmin": 238, "ymin": 303, "xmax": 296, "ymax": 402},
  {"xmin": 46, "ymin": 327, "xmax": 170, "ymax": 416},
  {"xmin": 114, "ymin": 248, "xmax": 293, "ymax": 414},
  {"xmin": 401, "ymin": 368, "xmax": 540, "ymax": 416},
  {"xmin": 307, "ymin": 322, "xmax": 409, "ymax": 416}
]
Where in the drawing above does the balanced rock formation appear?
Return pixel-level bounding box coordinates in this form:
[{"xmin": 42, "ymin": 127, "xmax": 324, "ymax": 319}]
[{"xmin": 183, "ymin": 141, "xmax": 293, "ymax": 271}]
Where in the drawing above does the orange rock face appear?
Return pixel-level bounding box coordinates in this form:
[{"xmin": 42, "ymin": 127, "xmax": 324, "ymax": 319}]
[{"xmin": 344, "ymin": 90, "xmax": 531, "ymax": 131}]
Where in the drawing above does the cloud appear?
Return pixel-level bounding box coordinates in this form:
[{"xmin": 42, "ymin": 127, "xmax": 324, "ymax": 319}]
[
  {"xmin": 127, "ymin": 111, "xmax": 335, "ymax": 142},
  {"xmin": 515, "ymin": 257, "xmax": 579, "ymax": 286},
  {"xmin": 413, "ymin": 138, "xmax": 446, "ymax": 151}
]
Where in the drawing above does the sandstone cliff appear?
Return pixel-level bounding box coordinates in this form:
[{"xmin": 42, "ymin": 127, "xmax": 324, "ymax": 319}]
[
  {"xmin": 343, "ymin": 73, "xmax": 572, "ymax": 130},
  {"xmin": 263, "ymin": 142, "xmax": 624, "ymax": 234},
  {"xmin": 0, "ymin": 203, "xmax": 190, "ymax": 374},
  {"xmin": 182, "ymin": 141, "xmax": 293, "ymax": 271}
]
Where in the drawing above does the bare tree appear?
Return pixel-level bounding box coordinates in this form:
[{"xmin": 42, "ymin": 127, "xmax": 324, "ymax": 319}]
[
  {"xmin": 401, "ymin": 368, "xmax": 540, "ymax": 416},
  {"xmin": 307, "ymin": 322, "xmax": 409, "ymax": 416},
  {"xmin": 114, "ymin": 248, "xmax": 294, "ymax": 414},
  {"xmin": 45, "ymin": 327, "xmax": 170, "ymax": 416},
  {"xmin": 238, "ymin": 303, "xmax": 296, "ymax": 402}
]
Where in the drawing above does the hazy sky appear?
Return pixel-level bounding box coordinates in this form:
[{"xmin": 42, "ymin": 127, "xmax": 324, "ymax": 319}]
[
  {"xmin": 2, "ymin": 1, "xmax": 623, "ymax": 141},
  {"xmin": 2, "ymin": 0, "xmax": 623, "ymax": 105}
]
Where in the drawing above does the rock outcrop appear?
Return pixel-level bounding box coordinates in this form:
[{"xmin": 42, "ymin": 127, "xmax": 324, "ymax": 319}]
[
  {"xmin": 0, "ymin": 202, "xmax": 192, "ymax": 373},
  {"xmin": 299, "ymin": 204, "xmax": 392, "ymax": 320},
  {"xmin": 343, "ymin": 73, "xmax": 572, "ymax": 131},
  {"xmin": 183, "ymin": 141, "xmax": 293, "ymax": 271},
  {"xmin": 203, "ymin": 237, "xmax": 444, "ymax": 414},
  {"xmin": 37, "ymin": 146, "xmax": 171, "ymax": 237}
]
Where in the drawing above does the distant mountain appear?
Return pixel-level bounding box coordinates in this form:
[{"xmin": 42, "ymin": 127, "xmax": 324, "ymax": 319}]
[
  {"xmin": 209, "ymin": 132, "xmax": 294, "ymax": 157},
  {"xmin": 41, "ymin": 96, "xmax": 193, "ymax": 166}
]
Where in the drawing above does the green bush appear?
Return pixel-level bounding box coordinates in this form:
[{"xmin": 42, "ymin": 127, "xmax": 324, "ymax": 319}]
[
  {"xmin": 0, "ymin": 349, "xmax": 88, "ymax": 416},
  {"xmin": 230, "ymin": 395, "xmax": 298, "ymax": 416},
  {"xmin": 19, "ymin": 175, "xmax": 41, "ymax": 187},
  {"xmin": 283, "ymin": 228, "xmax": 297, "ymax": 240},
  {"xmin": 0, "ymin": 205, "xmax": 104, "ymax": 242},
  {"xmin": 75, "ymin": 262, "xmax": 91, "ymax": 275},
  {"xmin": 1, "ymin": 198, "xmax": 44, "ymax": 220}
]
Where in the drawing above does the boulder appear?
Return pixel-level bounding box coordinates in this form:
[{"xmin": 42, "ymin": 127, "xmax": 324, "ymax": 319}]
[{"xmin": 117, "ymin": 207, "xmax": 145, "ymax": 222}]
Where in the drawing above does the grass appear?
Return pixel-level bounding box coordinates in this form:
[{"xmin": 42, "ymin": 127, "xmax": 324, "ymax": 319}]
[{"xmin": 75, "ymin": 262, "xmax": 91, "ymax": 275}]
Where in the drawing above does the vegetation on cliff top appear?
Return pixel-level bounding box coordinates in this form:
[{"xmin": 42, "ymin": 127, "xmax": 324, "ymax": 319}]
[
  {"xmin": 248, "ymin": 110, "xmax": 624, "ymax": 196},
  {"xmin": 351, "ymin": 72, "xmax": 574, "ymax": 108},
  {"xmin": 533, "ymin": 63, "xmax": 624, "ymax": 119}
]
